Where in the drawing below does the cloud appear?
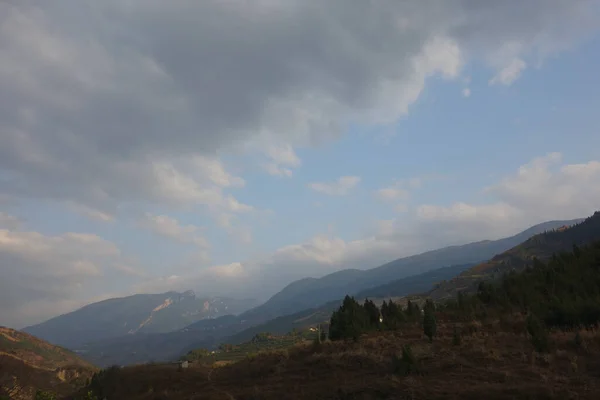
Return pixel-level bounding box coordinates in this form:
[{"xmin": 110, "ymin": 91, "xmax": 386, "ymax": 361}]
[
  {"xmin": 462, "ymin": 88, "xmax": 471, "ymax": 97},
  {"xmin": 415, "ymin": 152, "xmax": 600, "ymax": 242},
  {"xmin": 489, "ymin": 58, "xmax": 527, "ymax": 86},
  {"xmin": 376, "ymin": 179, "xmax": 418, "ymax": 212},
  {"xmin": 138, "ymin": 152, "xmax": 600, "ymax": 300},
  {"xmin": 1, "ymin": 0, "xmax": 595, "ymax": 215},
  {"xmin": 263, "ymin": 144, "xmax": 302, "ymax": 177},
  {"xmin": 376, "ymin": 184, "xmax": 409, "ymax": 202},
  {"xmin": 68, "ymin": 203, "xmax": 115, "ymax": 222},
  {"xmin": 309, "ymin": 176, "xmax": 361, "ymax": 196},
  {"xmin": 0, "ymin": 220, "xmax": 135, "ymax": 328},
  {"xmin": 138, "ymin": 213, "xmax": 209, "ymax": 248},
  {"xmin": 0, "ymin": 212, "xmax": 23, "ymax": 230}
]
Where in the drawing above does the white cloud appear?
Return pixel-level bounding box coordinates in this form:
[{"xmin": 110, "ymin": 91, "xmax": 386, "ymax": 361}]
[
  {"xmin": 263, "ymin": 144, "xmax": 302, "ymax": 177},
  {"xmin": 0, "ymin": 222, "xmax": 134, "ymax": 328},
  {"xmin": 415, "ymin": 152, "xmax": 600, "ymax": 242},
  {"xmin": 376, "ymin": 184, "xmax": 409, "ymax": 202},
  {"xmin": 138, "ymin": 213, "xmax": 209, "ymax": 248},
  {"xmin": 190, "ymin": 156, "xmax": 246, "ymax": 188},
  {"xmin": 309, "ymin": 176, "xmax": 361, "ymax": 196},
  {"xmin": 489, "ymin": 58, "xmax": 527, "ymax": 86},
  {"xmin": 462, "ymin": 88, "xmax": 471, "ymax": 97}
]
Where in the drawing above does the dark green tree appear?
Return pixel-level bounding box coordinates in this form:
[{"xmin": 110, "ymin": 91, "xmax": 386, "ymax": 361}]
[
  {"xmin": 363, "ymin": 298, "xmax": 381, "ymax": 328},
  {"xmin": 423, "ymin": 300, "xmax": 437, "ymax": 342},
  {"xmin": 329, "ymin": 295, "xmax": 369, "ymax": 341},
  {"xmin": 526, "ymin": 313, "xmax": 549, "ymax": 353}
]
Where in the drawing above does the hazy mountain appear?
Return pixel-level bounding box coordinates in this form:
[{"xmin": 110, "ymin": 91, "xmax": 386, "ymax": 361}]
[
  {"xmin": 23, "ymin": 291, "xmax": 256, "ymax": 348},
  {"xmin": 0, "ymin": 326, "xmax": 96, "ymax": 399},
  {"xmin": 429, "ymin": 211, "xmax": 600, "ymax": 300},
  {"xmin": 35, "ymin": 217, "xmax": 586, "ymax": 367},
  {"xmin": 247, "ymin": 218, "xmax": 583, "ymax": 320}
]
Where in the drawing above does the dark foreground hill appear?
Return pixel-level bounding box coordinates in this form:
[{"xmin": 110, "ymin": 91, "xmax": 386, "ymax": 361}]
[
  {"xmin": 66, "ymin": 317, "xmax": 600, "ymax": 399},
  {"xmin": 0, "ymin": 327, "xmax": 96, "ymax": 400}
]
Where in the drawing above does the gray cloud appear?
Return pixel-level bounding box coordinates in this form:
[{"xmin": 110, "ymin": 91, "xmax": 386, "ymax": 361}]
[{"xmin": 1, "ymin": 1, "xmax": 596, "ymax": 212}]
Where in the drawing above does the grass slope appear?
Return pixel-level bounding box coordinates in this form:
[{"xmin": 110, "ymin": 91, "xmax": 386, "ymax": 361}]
[
  {"xmin": 0, "ymin": 327, "xmax": 96, "ymax": 400},
  {"xmin": 65, "ymin": 320, "xmax": 600, "ymax": 400}
]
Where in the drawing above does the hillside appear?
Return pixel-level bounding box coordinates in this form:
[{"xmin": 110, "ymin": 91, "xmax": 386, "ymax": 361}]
[
  {"xmin": 69, "ymin": 240, "xmax": 600, "ymax": 400},
  {"xmin": 249, "ymin": 218, "xmax": 582, "ymax": 320},
  {"xmin": 23, "ymin": 292, "xmax": 256, "ymax": 349},
  {"xmin": 429, "ymin": 211, "xmax": 600, "ymax": 300},
  {"xmin": 0, "ymin": 327, "xmax": 96, "ymax": 400}
]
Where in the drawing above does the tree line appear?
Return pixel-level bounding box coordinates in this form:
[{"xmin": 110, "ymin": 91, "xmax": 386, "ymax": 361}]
[
  {"xmin": 329, "ymin": 240, "xmax": 600, "ymax": 351},
  {"xmin": 328, "ymin": 295, "xmax": 437, "ymax": 342}
]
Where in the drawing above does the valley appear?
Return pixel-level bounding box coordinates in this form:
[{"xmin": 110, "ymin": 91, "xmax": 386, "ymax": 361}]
[{"xmin": 3, "ymin": 211, "xmax": 600, "ymax": 399}]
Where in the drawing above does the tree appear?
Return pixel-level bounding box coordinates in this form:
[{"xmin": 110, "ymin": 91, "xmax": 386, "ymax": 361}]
[
  {"xmin": 381, "ymin": 300, "xmax": 407, "ymax": 330},
  {"xmin": 363, "ymin": 299, "xmax": 381, "ymax": 328},
  {"xmin": 526, "ymin": 314, "xmax": 549, "ymax": 353},
  {"xmin": 423, "ymin": 300, "xmax": 437, "ymax": 342},
  {"xmin": 329, "ymin": 295, "xmax": 369, "ymax": 341}
]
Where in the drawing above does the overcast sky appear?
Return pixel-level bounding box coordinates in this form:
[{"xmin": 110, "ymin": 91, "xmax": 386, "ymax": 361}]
[{"xmin": 1, "ymin": 0, "xmax": 600, "ymax": 329}]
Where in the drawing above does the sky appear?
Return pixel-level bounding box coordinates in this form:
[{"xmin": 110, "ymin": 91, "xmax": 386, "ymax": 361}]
[{"xmin": 1, "ymin": 0, "xmax": 600, "ymax": 329}]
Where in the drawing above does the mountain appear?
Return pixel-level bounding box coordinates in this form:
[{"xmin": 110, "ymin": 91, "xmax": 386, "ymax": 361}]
[
  {"xmin": 0, "ymin": 327, "xmax": 96, "ymax": 400},
  {"xmin": 248, "ymin": 218, "xmax": 583, "ymax": 320},
  {"xmin": 429, "ymin": 211, "xmax": 600, "ymax": 300},
  {"xmin": 73, "ymin": 218, "xmax": 583, "ymax": 367},
  {"xmin": 23, "ymin": 291, "xmax": 257, "ymax": 349},
  {"xmin": 219, "ymin": 263, "xmax": 475, "ymax": 347}
]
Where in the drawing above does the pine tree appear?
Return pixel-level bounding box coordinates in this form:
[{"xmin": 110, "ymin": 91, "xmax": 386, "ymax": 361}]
[
  {"xmin": 329, "ymin": 295, "xmax": 369, "ymax": 341},
  {"xmin": 423, "ymin": 300, "xmax": 437, "ymax": 342},
  {"xmin": 363, "ymin": 298, "xmax": 381, "ymax": 329},
  {"xmin": 526, "ymin": 313, "xmax": 549, "ymax": 353}
]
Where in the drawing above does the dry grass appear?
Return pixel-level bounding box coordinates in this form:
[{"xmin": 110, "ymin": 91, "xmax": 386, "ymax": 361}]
[{"xmin": 63, "ymin": 317, "xmax": 600, "ymax": 400}]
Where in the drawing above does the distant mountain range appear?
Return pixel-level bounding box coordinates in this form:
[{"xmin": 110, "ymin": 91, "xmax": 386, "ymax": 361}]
[
  {"xmin": 429, "ymin": 211, "xmax": 600, "ymax": 300},
  {"xmin": 23, "ymin": 291, "xmax": 257, "ymax": 348},
  {"xmin": 244, "ymin": 218, "xmax": 584, "ymax": 320},
  {"xmin": 45, "ymin": 216, "xmax": 587, "ymax": 367},
  {"xmin": 0, "ymin": 326, "xmax": 96, "ymax": 399}
]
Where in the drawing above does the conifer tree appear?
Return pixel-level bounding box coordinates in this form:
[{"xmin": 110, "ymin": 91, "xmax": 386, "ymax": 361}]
[{"xmin": 423, "ymin": 300, "xmax": 437, "ymax": 342}]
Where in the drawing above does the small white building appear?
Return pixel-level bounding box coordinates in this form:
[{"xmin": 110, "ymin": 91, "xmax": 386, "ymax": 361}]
[{"xmin": 180, "ymin": 361, "xmax": 189, "ymax": 369}]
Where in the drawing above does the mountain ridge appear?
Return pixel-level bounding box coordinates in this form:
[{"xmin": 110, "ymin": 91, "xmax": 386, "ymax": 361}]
[
  {"xmin": 23, "ymin": 292, "xmax": 256, "ymax": 349},
  {"xmin": 428, "ymin": 211, "xmax": 600, "ymax": 300},
  {"xmin": 246, "ymin": 217, "xmax": 584, "ymax": 320}
]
